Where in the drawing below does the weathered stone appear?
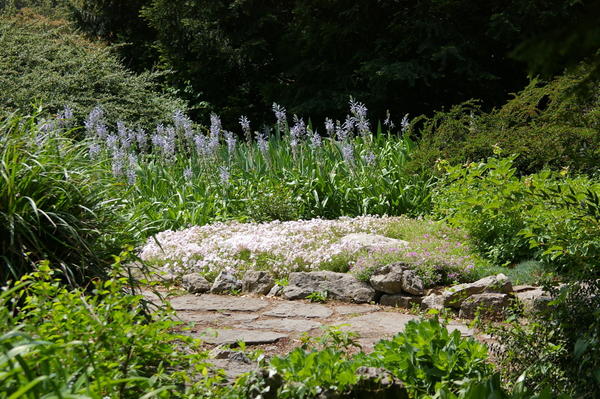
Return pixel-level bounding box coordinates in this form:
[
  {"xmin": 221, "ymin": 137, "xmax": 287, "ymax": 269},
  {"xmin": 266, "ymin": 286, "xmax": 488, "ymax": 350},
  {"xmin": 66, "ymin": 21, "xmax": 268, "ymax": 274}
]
[
  {"xmin": 181, "ymin": 273, "xmax": 211, "ymax": 294},
  {"xmin": 339, "ymin": 233, "xmax": 409, "ymax": 252},
  {"xmin": 210, "ymin": 271, "xmax": 242, "ymax": 294},
  {"xmin": 334, "ymin": 304, "xmax": 380, "ymax": 315},
  {"xmin": 242, "ymin": 318, "xmax": 322, "ymax": 332},
  {"xmin": 401, "ymin": 269, "xmax": 425, "ymax": 295},
  {"xmin": 266, "ymin": 284, "xmax": 283, "ymax": 297},
  {"xmin": 513, "ymin": 284, "xmax": 538, "ymax": 293},
  {"xmin": 369, "ymin": 264, "xmax": 406, "ymax": 294},
  {"xmin": 178, "ymin": 311, "xmax": 259, "ymax": 324},
  {"xmin": 283, "ymin": 271, "xmax": 376, "ymax": 303},
  {"xmin": 459, "ymin": 293, "xmax": 511, "ymax": 320},
  {"xmin": 199, "ymin": 328, "xmax": 287, "ymax": 345},
  {"xmin": 515, "ymin": 288, "xmax": 553, "ymax": 315},
  {"xmin": 442, "ymin": 274, "xmax": 512, "ymax": 308},
  {"xmin": 336, "ymin": 312, "xmax": 419, "ymax": 336},
  {"xmin": 446, "ymin": 322, "xmax": 474, "ymax": 337},
  {"xmin": 169, "ymin": 294, "xmax": 268, "ymax": 312},
  {"xmin": 350, "ymin": 366, "xmax": 409, "ymax": 399},
  {"xmin": 380, "ymin": 294, "xmax": 422, "ymax": 308},
  {"xmin": 421, "ymin": 293, "xmax": 444, "ymax": 310},
  {"xmin": 241, "ymin": 271, "xmax": 275, "ymax": 295},
  {"xmin": 264, "ymin": 302, "xmax": 333, "ymax": 318}
]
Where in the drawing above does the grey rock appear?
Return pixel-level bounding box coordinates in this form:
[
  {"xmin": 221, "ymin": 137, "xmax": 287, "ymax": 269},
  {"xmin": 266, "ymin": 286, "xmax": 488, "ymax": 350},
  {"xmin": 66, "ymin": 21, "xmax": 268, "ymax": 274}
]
[
  {"xmin": 210, "ymin": 271, "xmax": 242, "ymax": 294},
  {"xmin": 339, "ymin": 233, "xmax": 409, "ymax": 252},
  {"xmin": 181, "ymin": 273, "xmax": 211, "ymax": 294},
  {"xmin": 169, "ymin": 294, "xmax": 268, "ymax": 312},
  {"xmin": 267, "ymin": 284, "xmax": 283, "ymax": 297},
  {"xmin": 241, "ymin": 271, "xmax": 275, "ymax": 295},
  {"xmin": 369, "ymin": 264, "xmax": 406, "ymax": 294},
  {"xmin": 336, "ymin": 312, "xmax": 419, "ymax": 336},
  {"xmin": 380, "ymin": 294, "xmax": 422, "ymax": 308},
  {"xmin": 199, "ymin": 328, "xmax": 287, "ymax": 345},
  {"xmin": 442, "ymin": 274, "xmax": 512, "ymax": 308},
  {"xmin": 513, "ymin": 284, "xmax": 538, "ymax": 293},
  {"xmin": 243, "ymin": 318, "xmax": 322, "ymax": 332},
  {"xmin": 283, "ymin": 271, "xmax": 376, "ymax": 303},
  {"xmin": 459, "ymin": 293, "xmax": 511, "ymax": 320},
  {"xmin": 421, "ymin": 293, "xmax": 444, "ymax": 310},
  {"xmin": 334, "ymin": 304, "xmax": 380, "ymax": 315},
  {"xmin": 264, "ymin": 302, "xmax": 333, "ymax": 318},
  {"xmin": 515, "ymin": 288, "xmax": 553, "ymax": 315},
  {"xmin": 178, "ymin": 311, "xmax": 259, "ymax": 324},
  {"xmin": 401, "ymin": 269, "xmax": 425, "ymax": 295}
]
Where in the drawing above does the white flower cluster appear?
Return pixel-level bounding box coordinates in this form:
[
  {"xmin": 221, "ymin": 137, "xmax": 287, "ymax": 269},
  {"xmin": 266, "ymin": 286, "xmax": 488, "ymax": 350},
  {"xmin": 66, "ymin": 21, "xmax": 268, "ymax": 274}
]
[{"xmin": 139, "ymin": 216, "xmax": 400, "ymax": 277}]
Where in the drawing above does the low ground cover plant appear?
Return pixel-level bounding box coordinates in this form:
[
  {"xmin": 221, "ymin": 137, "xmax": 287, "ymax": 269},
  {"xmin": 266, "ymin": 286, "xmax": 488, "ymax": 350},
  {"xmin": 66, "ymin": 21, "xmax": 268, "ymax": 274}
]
[{"xmin": 139, "ymin": 215, "xmax": 488, "ymax": 285}]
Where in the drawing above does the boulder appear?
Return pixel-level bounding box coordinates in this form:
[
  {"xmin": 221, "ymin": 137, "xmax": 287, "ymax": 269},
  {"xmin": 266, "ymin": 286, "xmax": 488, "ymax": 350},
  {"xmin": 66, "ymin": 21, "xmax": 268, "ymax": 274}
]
[
  {"xmin": 401, "ymin": 269, "xmax": 425, "ymax": 295},
  {"xmin": 210, "ymin": 270, "xmax": 242, "ymax": 294},
  {"xmin": 181, "ymin": 273, "xmax": 211, "ymax": 294},
  {"xmin": 241, "ymin": 271, "xmax": 275, "ymax": 295},
  {"xmin": 339, "ymin": 233, "xmax": 409, "ymax": 252},
  {"xmin": 267, "ymin": 284, "xmax": 284, "ymax": 297},
  {"xmin": 369, "ymin": 263, "xmax": 425, "ymax": 295},
  {"xmin": 459, "ymin": 293, "xmax": 512, "ymax": 320},
  {"xmin": 442, "ymin": 274, "xmax": 512, "ymax": 308},
  {"xmin": 515, "ymin": 288, "xmax": 553, "ymax": 315},
  {"xmin": 380, "ymin": 294, "xmax": 422, "ymax": 308},
  {"xmin": 283, "ymin": 271, "xmax": 376, "ymax": 303},
  {"xmin": 421, "ymin": 293, "xmax": 444, "ymax": 311},
  {"xmin": 369, "ymin": 263, "xmax": 406, "ymax": 294}
]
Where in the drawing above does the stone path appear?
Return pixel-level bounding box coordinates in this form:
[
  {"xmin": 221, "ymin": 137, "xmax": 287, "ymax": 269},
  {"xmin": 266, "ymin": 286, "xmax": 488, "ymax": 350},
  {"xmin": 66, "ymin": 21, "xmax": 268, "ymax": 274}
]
[{"xmin": 144, "ymin": 292, "xmax": 475, "ymax": 379}]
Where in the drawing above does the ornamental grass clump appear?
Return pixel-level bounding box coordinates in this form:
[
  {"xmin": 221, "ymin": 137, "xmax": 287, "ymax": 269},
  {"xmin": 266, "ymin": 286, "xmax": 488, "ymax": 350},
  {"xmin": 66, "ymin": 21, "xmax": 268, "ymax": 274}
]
[{"xmin": 0, "ymin": 112, "xmax": 128, "ymax": 285}]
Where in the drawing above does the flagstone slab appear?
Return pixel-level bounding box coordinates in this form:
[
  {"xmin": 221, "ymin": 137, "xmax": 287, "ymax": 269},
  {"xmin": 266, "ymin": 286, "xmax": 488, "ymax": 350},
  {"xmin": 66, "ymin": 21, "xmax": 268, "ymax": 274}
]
[
  {"xmin": 198, "ymin": 328, "xmax": 288, "ymax": 345},
  {"xmin": 178, "ymin": 311, "xmax": 259, "ymax": 324},
  {"xmin": 169, "ymin": 294, "xmax": 269, "ymax": 312},
  {"xmin": 263, "ymin": 302, "xmax": 333, "ymax": 318},
  {"xmin": 336, "ymin": 312, "xmax": 419, "ymax": 336},
  {"xmin": 239, "ymin": 318, "xmax": 322, "ymax": 332},
  {"xmin": 334, "ymin": 304, "xmax": 380, "ymax": 315}
]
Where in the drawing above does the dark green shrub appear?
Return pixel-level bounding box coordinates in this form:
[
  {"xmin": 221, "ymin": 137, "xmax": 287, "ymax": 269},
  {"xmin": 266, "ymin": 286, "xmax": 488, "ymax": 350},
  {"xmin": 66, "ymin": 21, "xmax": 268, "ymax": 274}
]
[
  {"xmin": 0, "ymin": 113, "xmax": 128, "ymax": 284},
  {"xmin": 0, "ymin": 11, "xmax": 186, "ymax": 127},
  {"xmin": 410, "ymin": 65, "xmax": 600, "ymax": 175}
]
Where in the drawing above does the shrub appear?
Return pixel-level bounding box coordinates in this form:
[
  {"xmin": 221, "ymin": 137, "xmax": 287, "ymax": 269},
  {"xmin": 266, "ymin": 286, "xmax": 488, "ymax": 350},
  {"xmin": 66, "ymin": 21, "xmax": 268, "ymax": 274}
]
[
  {"xmin": 0, "ymin": 11, "xmax": 186, "ymax": 127},
  {"xmin": 0, "ymin": 113, "xmax": 129, "ymax": 284},
  {"xmin": 0, "ymin": 258, "xmax": 226, "ymax": 398},
  {"xmin": 410, "ymin": 65, "xmax": 600, "ymax": 175},
  {"xmin": 434, "ymin": 154, "xmax": 600, "ymax": 269}
]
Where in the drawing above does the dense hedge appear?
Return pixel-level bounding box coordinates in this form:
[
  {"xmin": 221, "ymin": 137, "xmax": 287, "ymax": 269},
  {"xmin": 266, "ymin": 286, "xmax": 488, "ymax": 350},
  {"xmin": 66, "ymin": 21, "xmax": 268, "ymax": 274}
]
[
  {"xmin": 410, "ymin": 65, "xmax": 600, "ymax": 175},
  {"xmin": 0, "ymin": 10, "xmax": 186, "ymax": 127}
]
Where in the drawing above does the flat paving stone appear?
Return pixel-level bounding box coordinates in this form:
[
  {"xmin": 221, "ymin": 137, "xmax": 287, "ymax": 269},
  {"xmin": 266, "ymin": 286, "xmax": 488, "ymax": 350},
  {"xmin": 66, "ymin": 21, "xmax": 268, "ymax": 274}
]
[
  {"xmin": 337, "ymin": 312, "xmax": 419, "ymax": 336},
  {"xmin": 334, "ymin": 304, "xmax": 380, "ymax": 315},
  {"xmin": 264, "ymin": 302, "xmax": 333, "ymax": 318},
  {"xmin": 198, "ymin": 328, "xmax": 288, "ymax": 345},
  {"xmin": 169, "ymin": 294, "xmax": 269, "ymax": 312},
  {"xmin": 447, "ymin": 322, "xmax": 474, "ymax": 337},
  {"xmin": 178, "ymin": 311, "xmax": 259, "ymax": 324},
  {"xmin": 239, "ymin": 318, "xmax": 322, "ymax": 332}
]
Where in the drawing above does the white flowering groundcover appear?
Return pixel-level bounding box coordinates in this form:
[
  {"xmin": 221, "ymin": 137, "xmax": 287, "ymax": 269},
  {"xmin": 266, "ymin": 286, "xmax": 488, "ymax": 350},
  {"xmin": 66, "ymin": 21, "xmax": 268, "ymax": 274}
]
[{"xmin": 139, "ymin": 215, "xmax": 484, "ymax": 284}]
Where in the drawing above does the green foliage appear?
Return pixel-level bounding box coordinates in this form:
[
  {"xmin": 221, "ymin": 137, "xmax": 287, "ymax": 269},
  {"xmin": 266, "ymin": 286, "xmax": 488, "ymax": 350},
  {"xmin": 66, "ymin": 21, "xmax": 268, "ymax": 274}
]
[
  {"xmin": 410, "ymin": 67, "xmax": 600, "ymax": 175},
  {"xmin": 0, "ymin": 113, "xmax": 129, "ymax": 284},
  {"xmin": 305, "ymin": 290, "xmax": 327, "ymax": 303},
  {"xmin": 367, "ymin": 318, "xmax": 491, "ymax": 397},
  {"xmin": 125, "ymin": 130, "xmax": 433, "ymax": 237},
  {"xmin": 0, "ymin": 258, "xmax": 227, "ymax": 398},
  {"xmin": 0, "ymin": 12, "xmax": 186, "ymax": 127},
  {"xmin": 434, "ymin": 154, "xmax": 600, "ymax": 270},
  {"xmin": 240, "ymin": 318, "xmax": 500, "ymax": 398}
]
